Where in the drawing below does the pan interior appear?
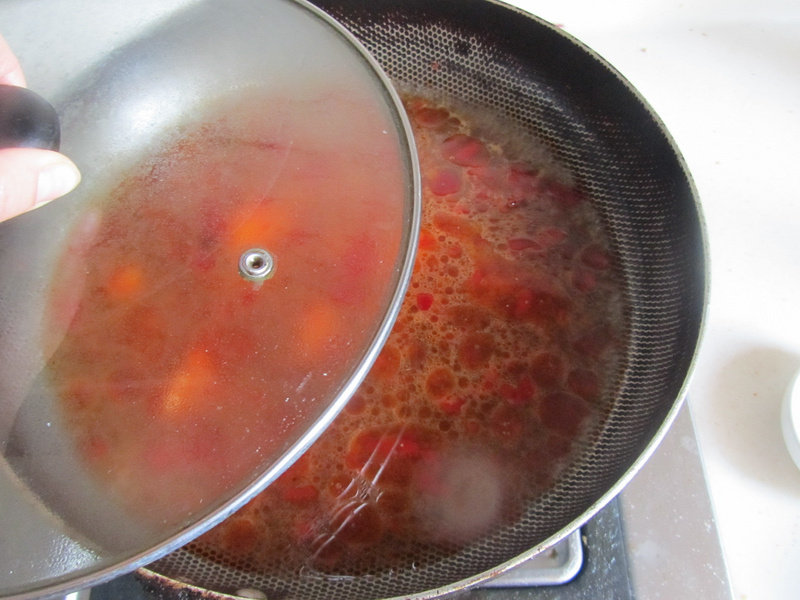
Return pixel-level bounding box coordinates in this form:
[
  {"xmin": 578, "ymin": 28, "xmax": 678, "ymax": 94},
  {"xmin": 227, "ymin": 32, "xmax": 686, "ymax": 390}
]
[{"xmin": 145, "ymin": 1, "xmax": 705, "ymax": 598}]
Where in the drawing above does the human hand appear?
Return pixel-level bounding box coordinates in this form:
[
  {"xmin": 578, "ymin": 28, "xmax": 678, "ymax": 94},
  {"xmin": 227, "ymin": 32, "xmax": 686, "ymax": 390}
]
[{"xmin": 0, "ymin": 35, "xmax": 80, "ymax": 222}]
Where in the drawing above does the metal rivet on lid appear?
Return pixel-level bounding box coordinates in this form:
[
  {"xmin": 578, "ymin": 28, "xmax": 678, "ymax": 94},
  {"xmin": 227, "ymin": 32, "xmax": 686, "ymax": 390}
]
[{"xmin": 238, "ymin": 248, "xmax": 275, "ymax": 283}]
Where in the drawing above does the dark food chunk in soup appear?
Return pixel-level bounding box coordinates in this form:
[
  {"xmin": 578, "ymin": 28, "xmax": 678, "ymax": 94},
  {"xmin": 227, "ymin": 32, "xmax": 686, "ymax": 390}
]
[{"xmin": 191, "ymin": 95, "xmax": 625, "ymax": 575}]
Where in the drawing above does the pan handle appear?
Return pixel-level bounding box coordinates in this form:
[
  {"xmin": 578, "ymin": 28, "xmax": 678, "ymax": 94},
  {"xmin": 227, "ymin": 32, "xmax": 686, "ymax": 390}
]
[{"xmin": 0, "ymin": 84, "xmax": 60, "ymax": 150}]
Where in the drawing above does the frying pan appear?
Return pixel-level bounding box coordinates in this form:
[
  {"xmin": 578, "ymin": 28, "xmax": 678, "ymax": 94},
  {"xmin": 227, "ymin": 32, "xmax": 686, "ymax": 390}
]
[{"xmin": 137, "ymin": 0, "xmax": 708, "ymax": 598}]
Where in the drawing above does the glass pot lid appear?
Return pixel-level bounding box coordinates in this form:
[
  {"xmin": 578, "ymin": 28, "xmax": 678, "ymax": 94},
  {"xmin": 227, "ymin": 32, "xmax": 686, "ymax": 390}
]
[{"xmin": 0, "ymin": 0, "xmax": 419, "ymax": 597}]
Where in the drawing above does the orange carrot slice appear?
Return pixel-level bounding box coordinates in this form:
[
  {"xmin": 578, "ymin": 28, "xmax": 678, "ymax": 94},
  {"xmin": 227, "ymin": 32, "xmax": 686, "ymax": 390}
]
[
  {"xmin": 106, "ymin": 264, "xmax": 144, "ymax": 300},
  {"xmin": 228, "ymin": 201, "xmax": 293, "ymax": 252},
  {"xmin": 298, "ymin": 302, "xmax": 340, "ymax": 357},
  {"xmin": 161, "ymin": 348, "xmax": 216, "ymax": 417}
]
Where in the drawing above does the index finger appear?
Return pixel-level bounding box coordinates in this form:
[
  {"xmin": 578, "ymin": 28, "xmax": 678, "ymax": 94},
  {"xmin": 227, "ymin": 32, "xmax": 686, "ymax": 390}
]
[{"xmin": 0, "ymin": 34, "xmax": 26, "ymax": 87}]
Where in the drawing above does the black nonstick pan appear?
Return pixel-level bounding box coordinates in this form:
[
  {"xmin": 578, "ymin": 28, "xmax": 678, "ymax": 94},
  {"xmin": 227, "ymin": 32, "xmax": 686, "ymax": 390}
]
[{"xmin": 139, "ymin": 0, "xmax": 707, "ymax": 598}]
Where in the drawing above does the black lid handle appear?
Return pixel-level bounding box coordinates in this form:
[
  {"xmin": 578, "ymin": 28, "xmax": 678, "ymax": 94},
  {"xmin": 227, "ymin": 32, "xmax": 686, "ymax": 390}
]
[{"xmin": 0, "ymin": 84, "xmax": 60, "ymax": 151}]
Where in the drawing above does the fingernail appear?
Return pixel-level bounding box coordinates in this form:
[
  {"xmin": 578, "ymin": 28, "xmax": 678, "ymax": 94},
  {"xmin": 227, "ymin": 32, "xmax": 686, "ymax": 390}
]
[{"xmin": 36, "ymin": 161, "xmax": 81, "ymax": 206}]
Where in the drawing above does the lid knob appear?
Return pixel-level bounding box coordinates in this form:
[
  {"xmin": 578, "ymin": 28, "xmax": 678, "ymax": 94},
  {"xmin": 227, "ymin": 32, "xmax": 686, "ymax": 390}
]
[{"xmin": 238, "ymin": 248, "xmax": 276, "ymax": 283}]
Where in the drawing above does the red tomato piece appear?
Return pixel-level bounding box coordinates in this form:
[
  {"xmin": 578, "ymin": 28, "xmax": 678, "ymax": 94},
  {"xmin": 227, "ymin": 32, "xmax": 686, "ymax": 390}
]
[
  {"xmin": 416, "ymin": 293, "xmax": 434, "ymax": 311},
  {"xmin": 535, "ymin": 227, "xmax": 567, "ymax": 249},
  {"xmin": 581, "ymin": 244, "xmax": 612, "ymax": 270},
  {"xmin": 499, "ymin": 383, "xmax": 517, "ymax": 402},
  {"xmin": 428, "ymin": 168, "xmax": 462, "ymax": 196},
  {"xmin": 540, "ymin": 179, "xmax": 583, "ymax": 209},
  {"xmin": 446, "ymin": 243, "xmax": 464, "ymax": 258},
  {"xmin": 414, "ymin": 106, "xmax": 451, "ymax": 128},
  {"xmin": 441, "ymin": 134, "xmax": 490, "ymax": 167},
  {"xmin": 508, "ymin": 238, "xmax": 543, "ymax": 251},
  {"xmin": 470, "ymin": 165, "xmax": 505, "ymax": 189},
  {"xmin": 418, "ymin": 227, "xmax": 438, "ymax": 252},
  {"xmin": 371, "ymin": 344, "xmax": 401, "ymax": 381},
  {"xmin": 499, "ymin": 376, "xmax": 535, "ymax": 406},
  {"xmin": 394, "ymin": 429, "xmax": 425, "ymax": 459},
  {"xmin": 437, "ymin": 395, "xmax": 466, "ymax": 415},
  {"xmin": 433, "ymin": 211, "xmax": 484, "ymax": 246}
]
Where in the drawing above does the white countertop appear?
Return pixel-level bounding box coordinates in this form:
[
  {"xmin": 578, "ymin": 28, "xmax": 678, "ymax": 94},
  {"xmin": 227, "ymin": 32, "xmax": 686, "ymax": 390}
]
[{"xmin": 503, "ymin": 1, "xmax": 800, "ymax": 599}]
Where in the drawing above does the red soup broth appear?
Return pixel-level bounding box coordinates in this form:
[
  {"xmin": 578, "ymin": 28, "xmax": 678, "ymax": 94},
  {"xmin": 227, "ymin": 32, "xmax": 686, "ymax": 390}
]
[
  {"xmin": 190, "ymin": 96, "xmax": 625, "ymax": 573},
  {"xmin": 44, "ymin": 86, "xmax": 407, "ymax": 525}
]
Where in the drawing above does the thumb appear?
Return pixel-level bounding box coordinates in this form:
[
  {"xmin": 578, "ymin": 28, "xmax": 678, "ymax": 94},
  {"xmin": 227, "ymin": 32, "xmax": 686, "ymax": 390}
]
[{"xmin": 0, "ymin": 148, "xmax": 81, "ymax": 221}]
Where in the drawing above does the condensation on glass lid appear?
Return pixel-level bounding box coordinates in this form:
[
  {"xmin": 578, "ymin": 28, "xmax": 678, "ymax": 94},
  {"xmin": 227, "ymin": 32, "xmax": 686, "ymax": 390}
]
[{"xmin": 0, "ymin": 0, "xmax": 418, "ymax": 597}]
